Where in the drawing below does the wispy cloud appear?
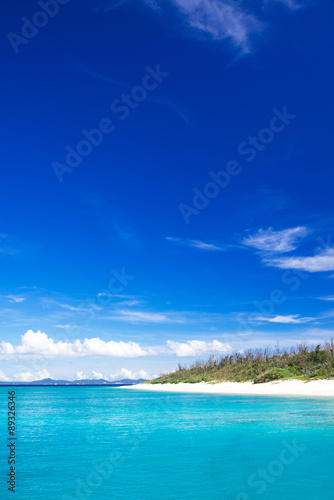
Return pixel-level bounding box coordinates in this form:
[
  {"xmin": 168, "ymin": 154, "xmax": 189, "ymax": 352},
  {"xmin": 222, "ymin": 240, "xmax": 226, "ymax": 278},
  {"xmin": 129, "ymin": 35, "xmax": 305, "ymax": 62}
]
[
  {"xmin": 242, "ymin": 226, "xmax": 309, "ymax": 254},
  {"xmin": 115, "ymin": 299, "xmax": 142, "ymax": 307},
  {"xmin": 42, "ymin": 299, "xmax": 102, "ymax": 313},
  {"xmin": 253, "ymin": 314, "xmax": 314, "ymax": 324},
  {"xmin": 112, "ymin": 309, "xmax": 185, "ymax": 323},
  {"xmin": 1, "ymin": 295, "xmax": 26, "ymax": 303},
  {"xmin": 317, "ymin": 295, "xmax": 334, "ymax": 302},
  {"xmin": 168, "ymin": 0, "xmax": 262, "ymax": 53},
  {"xmin": 101, "ymin": 0, "xmax": 263, "ymax": 53},
  {"xmin": 167, "ymin": 236, "xmax": 226, "ymax": 251},
  {"xmin": 76, "ymin": 63, "xmax": 190, "ymax": 124},
  {"xmin": 266, "ymin": 247, "xmax": 334, "ymax": 273},
  {"xmin": 269, "ymin": 0, "xmax": 307, "ymax": 10},
  {"xmin": 52, "ymin": 324, "xmax": 75, "ymax": 329}
]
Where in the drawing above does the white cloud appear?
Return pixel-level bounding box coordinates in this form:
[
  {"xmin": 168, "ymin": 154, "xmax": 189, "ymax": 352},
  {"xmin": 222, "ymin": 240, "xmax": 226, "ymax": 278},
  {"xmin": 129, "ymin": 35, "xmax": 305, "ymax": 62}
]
[
  {"xmin": 0, "ymin": 295, "xmax": 26, "ymax": 303},
  {"xmin": 0, "ymin": 370, "xmax": 10, "ymax": 381},
  {"xmin": 113, "ymin": 309, "xmax": 184, "ymax": 323},
  {"xmin": 170, "ymin": 0, "xmax": 262, "ymax": 52},
  {"xmin": 13, "ymin": 369, "xmax": 51, "ymax": 382},
  {"xmin": 106, "ymin": 0, "xmax": 263, "ymax": 53},
  {"xmin": 166, "ymin": 339, "xmax": 231, "ymax": 356},
  {"xmin": 0, "ymin": 330, "xmax": 155, "ymax": 358},
  {"xmin": 53, "ymin": 325, "xmax": 74, "ymax": 329},
  {"xmin": 58, "ymin": 303, "xmax": 101, "ymax": 312},
  {"xmin": 253, "ymin": 314, "xmax": 313, "ymax": 324},
  {"xmin": 242, "ymin": 226, "xmax": 309, "ymax": 254},
  {"xmin": 103, "ymin": 0, "xmax": 308, "ymax": 53},
  {"xmin": 91, "ymin": 371, "xmax": 105, "ymax": 379},
  {"xmin": 109, "ymin": 368, "xmax": 151, "ymax": 380},
  {"xmin": 266, "ymin": 247, "xmax": 334, "ymax": 272},
  {"xmin": 76, "ymin": 368, "xmax": 151, "ymax": 381},
  {"xmin": 317, "ymin": 295, "xmax": 334, "ymax": 302},
  {"xmin": 167, "ymin": 237, "xmax": 225, "ymax": 251},
  {"xmin": 115, "ymin": 299, "xmax": 142, "ymax": 307},
  {"xmin": 7, "ymin": 295, "xmax": 26, "ymax": 303}
]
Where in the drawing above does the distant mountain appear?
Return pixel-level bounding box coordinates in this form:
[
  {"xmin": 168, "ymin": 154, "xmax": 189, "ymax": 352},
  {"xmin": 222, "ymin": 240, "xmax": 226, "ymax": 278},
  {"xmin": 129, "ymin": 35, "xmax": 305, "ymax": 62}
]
[{"xmin": 0, "ymin": 378, "xmax": 147, "ymax": 386}]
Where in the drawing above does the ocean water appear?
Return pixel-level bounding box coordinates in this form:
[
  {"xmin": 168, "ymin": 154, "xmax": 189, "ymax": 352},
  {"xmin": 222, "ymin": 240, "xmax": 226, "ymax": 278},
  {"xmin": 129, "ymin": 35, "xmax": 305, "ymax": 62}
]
[{"xmin": 1, "ymin": 386, "xmax": 334, "ymax": 500}]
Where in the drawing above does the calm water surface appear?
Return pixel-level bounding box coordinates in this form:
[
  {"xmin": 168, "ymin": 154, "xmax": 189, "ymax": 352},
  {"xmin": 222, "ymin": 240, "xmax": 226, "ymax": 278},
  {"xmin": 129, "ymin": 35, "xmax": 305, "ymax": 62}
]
[{"xmin": 1, "ymin": 386, "xmax": 334, "ymax": 499}]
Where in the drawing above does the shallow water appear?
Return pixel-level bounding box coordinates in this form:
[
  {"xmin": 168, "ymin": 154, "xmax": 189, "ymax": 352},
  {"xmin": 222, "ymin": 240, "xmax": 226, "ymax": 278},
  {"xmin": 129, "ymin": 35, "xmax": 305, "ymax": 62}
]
[{"xmin": 1, "ymin": 386, "xmax": 334, "ymax": 499}]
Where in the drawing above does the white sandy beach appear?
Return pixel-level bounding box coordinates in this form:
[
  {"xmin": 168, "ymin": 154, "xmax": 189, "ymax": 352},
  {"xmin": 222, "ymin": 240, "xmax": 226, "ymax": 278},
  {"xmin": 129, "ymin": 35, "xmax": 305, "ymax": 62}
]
[{"xmin": 124, "ymin": 380, "xmax": 334, "ymax": 397}]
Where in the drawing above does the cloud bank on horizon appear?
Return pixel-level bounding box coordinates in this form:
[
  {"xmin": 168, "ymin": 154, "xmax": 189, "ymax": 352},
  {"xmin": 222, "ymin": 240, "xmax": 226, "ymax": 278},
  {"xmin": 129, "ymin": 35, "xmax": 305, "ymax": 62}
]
[{"xmin": 0, "ymin": 330, "xmax": 231, "ymax": 358}]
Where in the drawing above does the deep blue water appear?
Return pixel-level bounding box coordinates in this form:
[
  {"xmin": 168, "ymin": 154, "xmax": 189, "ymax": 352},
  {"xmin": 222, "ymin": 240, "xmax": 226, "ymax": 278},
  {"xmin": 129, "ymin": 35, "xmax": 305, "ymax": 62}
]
[{"xmin": 1, "ymin": 386, "xmax": 334, "ymax": 499}]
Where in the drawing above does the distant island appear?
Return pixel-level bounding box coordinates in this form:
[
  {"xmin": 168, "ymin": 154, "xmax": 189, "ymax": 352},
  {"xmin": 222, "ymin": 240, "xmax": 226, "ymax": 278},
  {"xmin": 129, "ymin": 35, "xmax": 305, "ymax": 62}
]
[
  {"xmin": 0, "ymin": 378, "xmax": 147, "ymax": 387},
  {"xmin": 149, "ymin": 341, "xmax": 334, "ymax": 385}
]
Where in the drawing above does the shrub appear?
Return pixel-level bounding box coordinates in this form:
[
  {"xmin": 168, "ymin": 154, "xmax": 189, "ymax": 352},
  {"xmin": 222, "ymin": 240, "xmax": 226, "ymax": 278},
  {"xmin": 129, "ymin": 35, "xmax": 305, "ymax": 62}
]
[{"xmin": 253, "ymin": 368, "xmax": 294, "ymax": 384}]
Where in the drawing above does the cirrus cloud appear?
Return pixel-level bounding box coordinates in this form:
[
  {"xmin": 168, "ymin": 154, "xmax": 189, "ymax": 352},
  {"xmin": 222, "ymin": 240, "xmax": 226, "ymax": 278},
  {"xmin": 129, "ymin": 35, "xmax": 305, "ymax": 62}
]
[
  {"xmin": 242, "ymin": 226, "xmax": 309, "ymax": 254},
  {"xmin": 266, "ymin": 247, "xmax": 334, "ymax": 273}
]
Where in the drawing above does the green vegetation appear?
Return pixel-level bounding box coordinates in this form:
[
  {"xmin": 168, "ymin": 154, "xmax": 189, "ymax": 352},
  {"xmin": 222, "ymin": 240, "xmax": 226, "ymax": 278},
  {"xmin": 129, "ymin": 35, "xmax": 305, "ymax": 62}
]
[{"xmin": 149, "ymin": 341, "xmax": 334, "ymax": 385}]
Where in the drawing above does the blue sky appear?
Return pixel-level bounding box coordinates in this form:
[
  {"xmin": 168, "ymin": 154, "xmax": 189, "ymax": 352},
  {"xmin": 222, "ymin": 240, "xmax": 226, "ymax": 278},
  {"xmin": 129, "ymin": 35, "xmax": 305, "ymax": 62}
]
[{"xmin": 0, "ymin": 0, "xmax": 333, "ymax": 382}]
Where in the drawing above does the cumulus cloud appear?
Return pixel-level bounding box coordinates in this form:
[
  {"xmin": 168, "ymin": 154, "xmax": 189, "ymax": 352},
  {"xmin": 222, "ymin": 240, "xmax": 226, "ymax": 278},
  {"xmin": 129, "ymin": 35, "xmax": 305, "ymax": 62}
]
[
  {"xmin": 109, "ymin": 368, "xmax": 151, "ymax": 380},
  {"xmin": 0, "ymin": 330, "xmax": 237, "ymax": 360},
  {"xmin": 266, "ymin": 247, "xmax": 334, "ymax": 273},
  {"xmin": 0, "ymin": 370, "xmax": 10, "ymax": 381},
  {"xmin": 242, "ymin": 226, "xmax": 309, "ymax": 254},
  {"xmin": 166, "ymin": 339, "xmax": 231, "ymax": 356},
  {"xmin": 13, "ymin": 369, "xmax": 51, "ymax": 382},
  {"xmin": 76, "ymin": 368, "xmax": 151, "ymax": 381},
  {"xmin": 253, "ymin": 314, "xmax": 313, "ymax": 324},
  {"xmin": 0, "ymin": 330, "xmax": 155, "ymax": 358},
  {"xmin": 167, "ymin": 237, "xmax": 226, "ymax": 251}
]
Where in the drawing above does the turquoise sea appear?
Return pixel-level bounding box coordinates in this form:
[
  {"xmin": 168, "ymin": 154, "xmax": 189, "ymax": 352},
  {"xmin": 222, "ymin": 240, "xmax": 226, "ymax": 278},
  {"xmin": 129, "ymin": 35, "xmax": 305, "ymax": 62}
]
[{"xmin": 1, "ymin": 386, "xmax": 334, "ymax": 499}]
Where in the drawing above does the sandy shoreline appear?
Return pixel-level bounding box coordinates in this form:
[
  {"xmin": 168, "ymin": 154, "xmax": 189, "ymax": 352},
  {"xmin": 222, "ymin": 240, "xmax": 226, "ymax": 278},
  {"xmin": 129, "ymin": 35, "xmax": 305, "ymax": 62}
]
[{"xmin": 124, "ymin": 380, "xmax": 334, "ymax": 397}]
